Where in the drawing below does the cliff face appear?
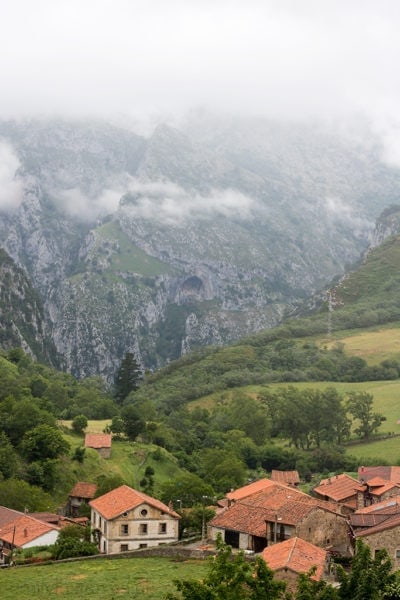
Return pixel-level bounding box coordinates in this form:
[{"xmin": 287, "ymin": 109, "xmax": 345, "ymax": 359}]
[
  {"xmin": 0, "ymin": 249, "xmax": 57, "ymax": 362},
  {"xmin": 0, "ymin": 116, "xmax": 399, "ymax": 379}
]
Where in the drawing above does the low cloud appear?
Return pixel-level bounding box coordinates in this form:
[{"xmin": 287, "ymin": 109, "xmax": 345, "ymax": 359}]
[
  {"xmin": 56, "ymin": 187, "xmax": 122, "ymax": 220},
  {"xmin": 324, "ymin": 196, "xmax": 373, "ymax": 237},
  {"xmin": 120, "ymin": 179, "xmax": 256, "ymax": 224},
  {"xmin": 0, "ymin": 141, "xmax": 24, "ymax": 212}
]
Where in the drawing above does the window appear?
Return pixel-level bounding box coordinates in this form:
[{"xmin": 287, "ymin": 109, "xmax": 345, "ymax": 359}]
[
  {"xmin": 396, "ymin": 549, "xmax": 400, "ymax": 559},
  {"xmin": 120, "ymin": 544, "xmax": 129, "ymax": 552},
  {"xmin": 140, "ymin": 509, "xmax": 148, "ymax": 517},
  {"xmin": 99, "ymin": 516, "xmax": 102, "ymax": 529},
  {"xmin": 159, "ymin": 523, "xmax": 167, "ymax": 534},
  {"xmin": 139, "ymin": 543, "xmax": 147, "ymax": 549},
  {"xmin": 139, "ymin": 523, "xmax": 148, "ymax": 535},
  {"xmin": 121, "ymin": 524, "xmax": 129, "ymax": 536}
]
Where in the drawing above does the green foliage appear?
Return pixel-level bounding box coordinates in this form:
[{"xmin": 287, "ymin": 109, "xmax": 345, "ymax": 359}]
[
  {"xmin": 160, "ymin": 472, "xmax": 215, "ymax": 507},
  {"xmin": 346, "ymin": 391, "xmax": 386, "ymax": 440},
  {"xmin": 94, "ymin": 473, "xmax": 127, "ymax": 497},
  {"xmin": 20, "ymin": 424, "xmax": 70, "ymax": 461},
  {"xmin": 72, "ymin": 414, "xmax": 88, "ymax": 434},
  {"xmin": 121, "ymin": 403, "xmax": 145, "ymax": 440},
  {"xmin": 0, "ymin": 478, "xmax": 54, "ymax": 511},
  {"xmin": 167, "ymin": 536, "xmax": 287, "ymax": 599},
  {"xmin": 114, "ymin": 352, "xmax": 142, "ymax": 403}
]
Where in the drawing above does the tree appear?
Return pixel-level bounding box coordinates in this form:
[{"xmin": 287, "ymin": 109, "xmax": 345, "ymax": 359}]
[
  {"xmin": 72, "ymin": 414, "xmax": 88, "ymax": 435},
  {"xmin": 20, "ymin": 424, "xmax": 70, "ymax": 461},
  {"xmin": 166, "ymin": 535, "xmax": 287, "ymax": 599},
  {"xmin": 337, "ymin": 539, "xmax": 395, "ymax": 599},
  {"xmin": 51, "ymin": 524, "xmax": 97, "ymax": 559},
  {"xmin": 346, "ymin": 392, "xmax": 386, "ymax": 440},
  {"xmin": 114, "ymin": 352, "xmax": 142, "ymax": 403},
  {"xmin": 0, "ymin": 478, "xmax": 53, "ymax": 512},
  {"xmin": 121, "ymin": 404, "xmax": 145, "ymax": 441}
]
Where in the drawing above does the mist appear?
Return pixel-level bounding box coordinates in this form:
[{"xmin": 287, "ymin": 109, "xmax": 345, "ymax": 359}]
[
  {"xmin": 1, "ymin": 0, "xmax": 400, "ymax": 136},
  {"xmin": 0, "ymin": 141, "xmax": 24, "ymax": 212}
]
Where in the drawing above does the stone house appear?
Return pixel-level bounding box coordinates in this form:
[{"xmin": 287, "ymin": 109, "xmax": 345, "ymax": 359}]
[
  {"xmin": 355, "ymin": 513, "xmax": 400, "ymax": 569},
  {"xmin": 313, "ymin": 473, "xmax": 360, "ymax": 512},
  {"xmin": 261, "ymin": 537, "xmax": 331, "ymax": 593},
  {"xmin": 358, "ymin": 466, "xmax": 400, "ymax": 484},
  {"xmin": 356, "ymin": 477, "xmax": 400, "ymax": 509},
  {"xmin": 226, "ymin": 478, "xmax": 273, "ymax": 507},
  {"xmin": 68, "ymin": 481, "xmax": 97, "ymax": 517},
  {"xmin": 89, "ymin": 485, "xmax": 180, "ymax": 554},
  {"xmin": 209, "ymin": 480, "xmax": 351, "ymax": 555},
  {"xmin": 84, "ymin": 433, "xmax": 112, "ymax": 458}
]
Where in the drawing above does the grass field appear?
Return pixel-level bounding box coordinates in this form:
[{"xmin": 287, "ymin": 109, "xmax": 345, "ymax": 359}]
[
  {"xmin": 0, "ymin": 556, "xmax": 209, "ymax": 600},
  {"xmin": 321, "ymin": 324, "xmax": 400, "ymax": 365}
]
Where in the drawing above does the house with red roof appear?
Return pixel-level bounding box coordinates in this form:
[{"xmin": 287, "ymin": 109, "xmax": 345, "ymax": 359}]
[
  {"xmin": 210, "ymin": 479, "xmax": 350, "ymax": 555},
  {"xmin": 313, "ymin": 473, "xmax": 359, "ymax": 512},
  {"xmin": 355, "ymin": 512, "xmax": 400, "ymax": 569},
  {"xmin": 85, "ymin": 433, "xmax": 112, "ymax": 458},
  {"xmin": 89, "ymin": 485, "xmax": 180, "ymax": 554},
  {"xmin": 226, "ymin": 478, "xmax": 273, "ymax": 507},
  {"xmin": 261, "ymin": 537, "xmax": 331, "ymax": 592},
  {"xmin": 68, "ymin": 481, "xmax": 98, "ymax": 517},
  {"xmin": 0, "ymin": 513, "xmax": 59, "ymax": 563},
  {"xmin": 358, "ymin": 465, "xmax": 400, "ymax": 484}
]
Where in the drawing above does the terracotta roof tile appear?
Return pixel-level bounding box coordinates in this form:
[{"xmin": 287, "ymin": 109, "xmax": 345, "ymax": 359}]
[
  {"xmin": 349, "ymin": 513, "xmax": 390, "ymax": 528},
  {"xmin": 271, "ymin": 470, "xmax": 300, "ymax": 485},
  {"xmin": 211, "ymin": 481, "xmax": 342, "ymax": 534},
  {"xmin": 355, "ymin": 512, "xmax": 400, "ymax": 538},
  {"xmin": 226, "ymin": 478, "xmax": 273, "ymax": 502},
  {"xmin": 313, "ymin": 474, "xmax": 359, "ymax": 503},
  {"xmin": 0, "ymin": 506, "xmax": 23, "ymax": 528},
  {"xmin": 89, "ymin": 485, "xmax": 180, "ymax": 520},
  {"xmin": 84, "ymin": 433, "xmax": 112, "ymax": 449},
  {"xmin": 356, "ymin": 497, "xmax": 400, "ymax": 515},
  {"xmin": 69, "ymin": 482, "xmax": 97, "ymax": 499},
  {"xmin": 0, "ymin": 515, "xmax": 59, "ymax": 547},
  {"xmin": 262, "ymin": 537, "xmax": 327, "ymax": 580},
  {"xmin": 358, "ymin": 466, "xmax": 400, "ymax": 484}
]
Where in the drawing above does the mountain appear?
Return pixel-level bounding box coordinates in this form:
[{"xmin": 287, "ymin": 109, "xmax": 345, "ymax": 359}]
[
  {"xmin": 0, "ymin": 114, "xmax": 400, "ymax": 379},
  {"xmin": 0, "ymin": 248, "xmax": 57, "ymax": 362}
]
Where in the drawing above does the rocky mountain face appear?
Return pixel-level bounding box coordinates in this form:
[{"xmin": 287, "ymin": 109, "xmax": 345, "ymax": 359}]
[
  {"xmin": 0, "ymin": 248, "xmax": 56, "ymax": 361},
  {"xmin": 0, "ymin": 115, "xmax": 399, "ymax": 379}
]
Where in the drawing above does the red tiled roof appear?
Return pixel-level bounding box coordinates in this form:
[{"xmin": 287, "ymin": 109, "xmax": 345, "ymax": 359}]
[
  {"xmin": 226, "ymin": 478, "xmax": 273, "ymax": 502},
  {"xmin": 89, "ymin": 485, "xmax": 180, "ymax": 520},
  {"xmin": 271, "ymin": 470, "xmax": 300, "ymax": 485},
  {"xmin": 69, "ymin": 481, "xmax": 97, "ymax": 499},
  {"xmin": 358, "ymin": 466, "xmax": 400, "ymax": 484},
  {"xmin": 355, "ymin": 512, "xmax": 400, "ymax": 538},
  {"xmin": 0, "ymin": 506, "xmax": 23, "ymax": 528},
  {"xmin": 211, "ymin": 481, "xmax": 342, "ymax": 534},
  {"xmin": 262, "ymin": 537, "xmax": 327, "ymax": 580},
  {"xmin": 85, "ymin": 433, "xmax": 112, "ymax": 449},
  {"xmin": 349, "ymin": 513, "xmax": 390, "ymax": 528},
  {"xmin": 356, "ymin": 497, "xmax": 400, "ymax": 515},
  {"xmin": 313, "ymin": 474, "xmax": 359, "ymax": 504},
  {"xmin": 0, "ymin": 515, "xmax": 59, "ymax": 547}
]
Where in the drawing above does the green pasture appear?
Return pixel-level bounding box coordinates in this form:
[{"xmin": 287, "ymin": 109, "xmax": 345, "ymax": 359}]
[
  {"xmin": 321, "ymin": 325, "xmax": 400, "ymax": 365},
  {"xmin": 0, "ymin": 556, "xmax": 208, "ymax": 600}
]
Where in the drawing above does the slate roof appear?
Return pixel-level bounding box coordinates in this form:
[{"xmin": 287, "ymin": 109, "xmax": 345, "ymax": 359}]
[
  {"xmin": 271, "ymin": 470, "xmax": 300, "ymax": 486},
  {"xmin": 0, "ymin": 514, "xmax": 59, "ymax": 547},
  {"xmin": 84, "ymin": 433, "xmax": 112, "ymax": 449},
  {"xmin": 262, "ymin": 537, "xmax": 327, "ymax": 580},
  {"xmin": 69, "ymin": 481, "xmax": 97, "ymax": 499},
  {"xmin": 89, "ymin": 485, "xmax": 180, "ymax": 520},
  {"xmin": 313, "ymin": 473, "xmax": 359, "ymax": 505}
]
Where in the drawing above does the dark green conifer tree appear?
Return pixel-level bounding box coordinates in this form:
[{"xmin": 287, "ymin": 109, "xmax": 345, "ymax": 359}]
[{"xmin": 114, "ymin": 352, "xmax": 141, "ymax": 404}]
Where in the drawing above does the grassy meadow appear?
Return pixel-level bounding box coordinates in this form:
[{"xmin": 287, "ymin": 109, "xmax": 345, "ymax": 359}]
[{"xmin": 0, "ymin": 556, "xmax": 208, "ymax": 600}]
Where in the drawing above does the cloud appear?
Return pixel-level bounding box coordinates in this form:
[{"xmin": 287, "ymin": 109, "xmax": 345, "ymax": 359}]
[
  {"xmin": 324, "ymin": 196, "xmax": 374, "ymax": 237},
  {"xmin": 0, "ymin": 141, "xmax": 24, "ymax": 211},
  {"xmin": 56, "ymin": 187, "xmax": 122, "ymax": 220},
  {"xmin": 120, "ymin": 179, "xmax": 256, "ymax": 224},
  {"xmin": 1, "ymin": 0, "xmax": 400, "ymax": 132}
]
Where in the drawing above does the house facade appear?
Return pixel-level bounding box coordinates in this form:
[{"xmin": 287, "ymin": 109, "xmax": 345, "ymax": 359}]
[
  {"xmin": 89, "ymin": 485, "xmax": 180, "ymax": 554},
  {"xmin": 355, "ymin": 513, "xmax": 400, "ymax": 569},
  {"xmin": 68, "ymin": 481, "xmax": 97, "ymax": 517},
  {"xmin": 84, "ymin": 433, "xmax": 112, "ymax": 458},
  {"xmin": 0, "ymin": 513, "xmax": 59, "ymax": 563}
]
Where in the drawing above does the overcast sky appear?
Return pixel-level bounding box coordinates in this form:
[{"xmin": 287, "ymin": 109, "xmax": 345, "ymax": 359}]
[{"xmin": 1, "ymin": 0, "xmax": 400, "ymax": 129}]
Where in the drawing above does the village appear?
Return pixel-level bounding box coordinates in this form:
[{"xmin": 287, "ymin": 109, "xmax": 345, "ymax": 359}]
[{"xmin": 2, "ymin": 432, "xmax": 400, "ymax": 594}]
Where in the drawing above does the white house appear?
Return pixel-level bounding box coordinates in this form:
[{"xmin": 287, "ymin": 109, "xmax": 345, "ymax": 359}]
[{"xmin": 89, "ymin": 485, "xmax": 180, "ymax": 554}]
